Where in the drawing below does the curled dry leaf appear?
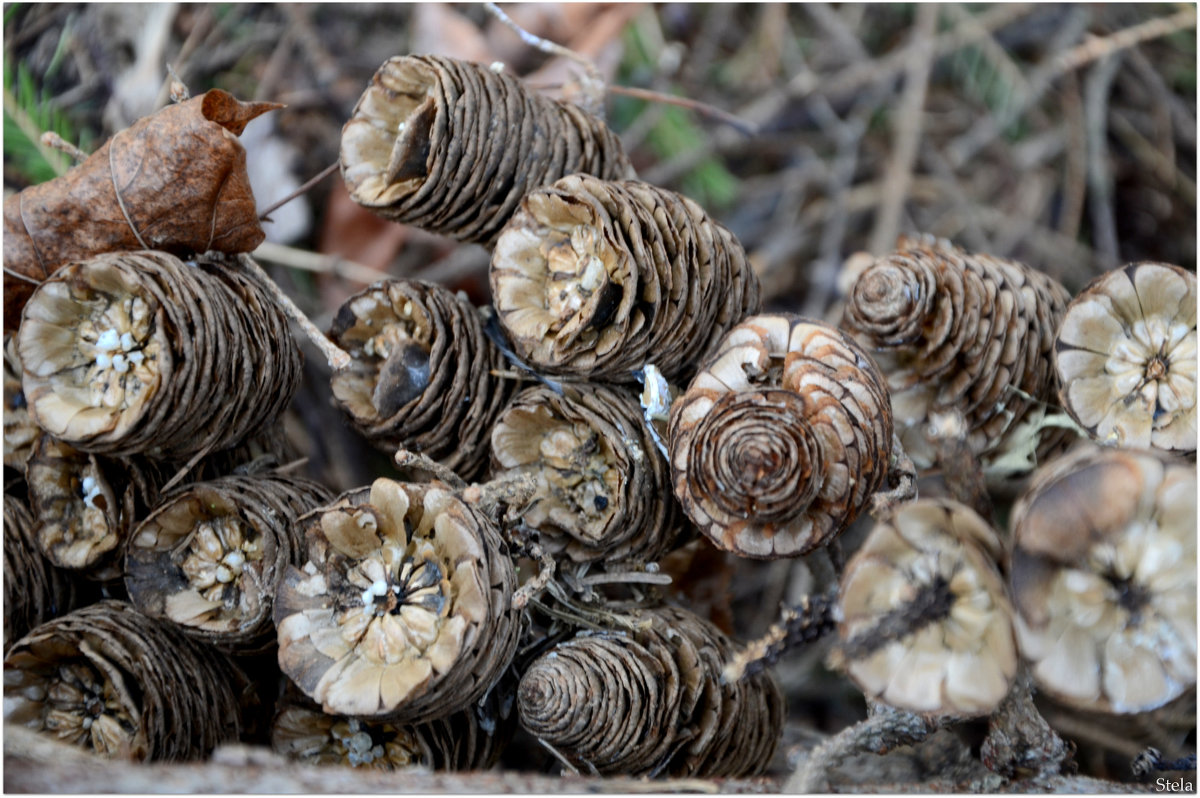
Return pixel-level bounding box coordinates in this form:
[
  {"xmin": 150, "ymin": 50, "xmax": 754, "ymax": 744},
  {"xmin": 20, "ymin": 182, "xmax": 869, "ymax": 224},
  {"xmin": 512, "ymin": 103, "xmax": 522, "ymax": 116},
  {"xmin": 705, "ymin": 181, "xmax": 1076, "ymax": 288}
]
[
  {"xmin": 1054, "ymin": 262, "xmax": 1196, "ymax": 454},
  {"xmin": 842, "ymin": 235, "xmax": 1072, "ymax": 471},
  {"xmin": 490, "ymin": 383, "xmax": 683, "ymax": 564},
  {"xmin": 274, "ymin": 478, "xmax": 519, "ymax": 724},
  {"xmin": 517, "ymin": 604, "xmax": 783, "ymax": 778},
  {"xmin": 328, "ymin": 279, "xmax": 514, "ymax": 481},
  {"xmin": 4, "ymin": 494, "xmax": 78, "ymax": 653},
  {"xmin": 668, "ymin": 314, "xmax": 892, "ymax": 558},
  {"xmin": 836, "ymin": 498, "xmax": 1019, "ymax": 718},
  {"xmin": 341, "ymin": 55, "xmax": 633, "ymax": 248},
  {"xmin": 491, "ymin": 175, "xmax": 762, "ymax": 383},
  {"xmin": 18, "ymin": 251, "xmax": 301, "ymax": 460},
  {"xmin": 271, "ymin": 675, "xmax": 513, "ymax": 771},
  {"xmin": 124, "ymin": 474, "xmax": 333, "ymax": 652},
  {"xmin": 3, "ymin": 600, "xmax": 247, "ymax": 761},
  {"xmin": 3, "ymin": 332, "xmax": 37, "ymax": 474},
  {"xmin": 1009, "ymin": 445, "xmax": 1196, "ymax": 714},
  {"xmin": 3, "ymin": 90, "xmax": 280, "ymax": 329}
]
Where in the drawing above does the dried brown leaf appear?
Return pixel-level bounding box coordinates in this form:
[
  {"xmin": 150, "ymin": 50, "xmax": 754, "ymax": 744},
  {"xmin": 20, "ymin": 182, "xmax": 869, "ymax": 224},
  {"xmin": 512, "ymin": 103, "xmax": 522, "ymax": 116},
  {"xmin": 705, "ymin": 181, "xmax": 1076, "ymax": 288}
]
[{"xmin": 3, "ymin": 90, "xmax": 281, "ymax": 329}]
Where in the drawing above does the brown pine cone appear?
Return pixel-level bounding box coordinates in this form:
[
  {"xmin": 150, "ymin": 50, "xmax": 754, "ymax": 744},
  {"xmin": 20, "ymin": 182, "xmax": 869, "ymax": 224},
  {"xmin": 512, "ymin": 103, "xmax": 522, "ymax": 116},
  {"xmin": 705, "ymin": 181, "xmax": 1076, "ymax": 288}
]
[
  {"xmin": 517, "ymin": 604, "xmax": 782, "ymax": 778},
  {"xmin": 25, "ymin": 427, "xmax": 296, "ymax": 582},
  {"xmin": 271, "ymin": 675, "xmax": 513, "ymax": 771},
  {"xmin": 341, "ymin": 54, "xmax": 633, "ymax": 248},
  {"xmin": 836, "ymin": 498, "xmax": 1018, "ymax": 718},
  {"xmin": 3, "ymin": 600, "xmax": 248, "ymax": 761},
  {"xmin": 1009, "ymin": 445, "xmax": 1195, "ymax": 714},
  {"xmin": 4, "ymin": 494, "xmax": 78, "ymax": 653},
  {"xmin": 328, "ymin": 279, "xmax": 515, "ymax": 481},
  {"xmin": 490, "ymin": 175, "xmax": 762, "ymax": 383},
  {"xmin": 490, "ymin": 383, "xmax": 683, "ymax": 565},
  {"xmin": 25, "ymin": 434, "xmax": 162, "ymax": 581},
  {"xmin": 842, "ymin": 235, "xmax": 1072, "ymax": 471},
  {"xmin": 274, "ymin": 478, "xmax": 520, "ymax": 723},
  {"xmin": 1054, "ymin": 262, "xmax": 1196, "ymax": 454},
  {"xmin": 124, "ymin": 474, "xmax": 333, "ymax": 652},
  {"xmin": 4, "ymin": 332, "xmax": 37, "ymax": 476},
  {"xmin": 17, "ymin": 251, "xmax": 301, "ymax": 460},
  {"xmin": 668, "ymin": 314, "xmax": 892, "ymax": 558}
]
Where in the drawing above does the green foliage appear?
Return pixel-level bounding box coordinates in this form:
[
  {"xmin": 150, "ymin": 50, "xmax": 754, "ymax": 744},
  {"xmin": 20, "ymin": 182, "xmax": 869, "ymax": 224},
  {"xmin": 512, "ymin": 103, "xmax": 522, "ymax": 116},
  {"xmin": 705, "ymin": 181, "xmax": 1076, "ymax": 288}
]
[
  {"xmin": 3, "ymin": 58, "xmax": 89, "ymax": 185},
  {"xmin": 1165, "ymin": 28, "xmax": 1196, "ymax": 95},
  {"xmin": 947, "ymin": 43, "xmax": 1025, "ymax": 141},
  {"xmin": 616, "ymin": 19, "xmax": 740, "ymax": 209}
]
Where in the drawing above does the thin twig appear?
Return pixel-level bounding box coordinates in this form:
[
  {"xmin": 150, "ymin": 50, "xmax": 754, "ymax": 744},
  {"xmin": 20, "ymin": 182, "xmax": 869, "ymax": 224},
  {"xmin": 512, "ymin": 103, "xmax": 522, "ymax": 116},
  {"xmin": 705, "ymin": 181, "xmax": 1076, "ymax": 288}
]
[
  {"xmin": 1058, "ymin": 73, "xmax": 1088, "ymax": 241},
  {"xmin": 252, "ymin": 240, "xmax": 381, "ymax": 287},
  {"xmin": 1041, "ymin": 709, "xmax": 1150, "ymax": 761},
  {"xmin": 606, "ymin": 84, "xmax": 757, "ymax": 135},
  {"xmin": 1055, "ymin": 7, "xmax": 1198, "ymax": 75},
  {"xmin": 39, "ymin": 131, "xmax": 87, "ymax": 162},
  {"xmin": 1084, "ymin": 53, "xmax": 1124, "ymax": 267},
  {"xmin": 721, "ymin": 590, "xmax": 838, "ymax": 684},
  {"xmin": 1126, "ymin": 45, "xmax": 1196, "ymax": 148},
  {"xmin": 154, "ymin": 8, "xmax": 211, "ymax": 108},
  {"xmin": 645, "ymin": 3, "xmax": 1036, "ymax": 189},
  {"xmin": 258, "ymin": 160, "xmax": 340, "ymax": 221},
  {"xmin": 790, "ymin": 704, "xmax": 935, "ymax": 792},
  {"xmin": 4, "ymin": 266, "xmax": 43, "ymax": 285},
  {"xmin": 577, "ymin": 570, "xmax": 674, "ymax": 587},
  {"xmin": 485, "ymin": 2, "xmax": 605, "ymax": 117},
  {"xmin": 947, "ymin": 6, "xmax": 1092, "ymax": 168},
  {"xmin": 1110, "ymin": 110, "xmax": 1196, "ymax": 205},
  {"xmin": 512, "ymin": 544, "xmax": 557, "ymax": 611},
  {"xmin": 235, "ymin": 253, "xmax": 351, "ymax": 371},
  {"xmin": 868, "ymin": 3, "xmax": 938, "ymax": 254},
  {"xmin": 393, "ymin": 448, "xmax": 467, "ymax": 489}
]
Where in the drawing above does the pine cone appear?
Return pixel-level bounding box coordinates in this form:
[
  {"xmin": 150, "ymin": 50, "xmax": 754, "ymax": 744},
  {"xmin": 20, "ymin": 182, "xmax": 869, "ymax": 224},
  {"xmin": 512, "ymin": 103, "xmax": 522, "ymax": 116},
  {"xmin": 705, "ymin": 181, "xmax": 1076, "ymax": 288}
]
[
  {"xmin": 491, "ymin": 175, "xmax": 762, "ymax": 383},
  {"xmin": 328, "ymin": 279, "xmax": 515, "ymax": 481},
  {"xmin": 517, "ymin": 604, "xmax": 782, "ymax": 778},
  {"xmin": 490, "ymin": 383, "xmax": 682, "ymax": 564},
  {"xmin": 271, "ymin": 676, "xmax": 513, "ymax": 771},
  {"xmin": 25, "ymin": 434, "xmax": 162, "ymax": 580},
  {"xmin": 668, "ymin": 314, "xmax": 892, "ymax": 558},
  {"xmin": 1009, "ymin": 445, "xmax": 1196, "ymax": 713},
  {"xmin": 4, "ymin": 495, "xmax": 78, "ymax": 653},
  {"xmin": 842, "ymin": 236, "xmax": 1071, "ymax": 470},
  {"xmin": 25, "ymin": 428, "xmax": 295, "ymax": 581},
  {"xmin": 3, "ymin": 600, "xmax": 247, "ymax": 761},
  {"xmin": 836, "ymin": 498, "xmax": 1018, "ymax": 718},
  {"xmin": 124, "ymin": 474, "xmax": 333, "ymax": 652},
  {"xmin": 274, "ymin": 478, "xmax": 520, "ymax": 723},
  {"xmin": 341, "ymin": 55, "xmax": 633, "ymax": 248},
  {"xmin": 1054, "ymin": 262, "xmax": 1196, "ymax": 454},
  {"xmin": 4, "ymin": 332, "xmax": 36, "ymax": 476},
  {"xmin": 17, "ymin": 251, "xmax": 301, "ymax": 460}
]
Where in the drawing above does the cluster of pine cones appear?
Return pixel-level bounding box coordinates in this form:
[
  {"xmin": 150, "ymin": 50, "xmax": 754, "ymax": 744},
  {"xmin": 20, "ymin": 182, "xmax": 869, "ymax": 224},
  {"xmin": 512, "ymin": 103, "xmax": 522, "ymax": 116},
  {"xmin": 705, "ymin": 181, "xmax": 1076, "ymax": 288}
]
[{"xmin": 4, "ymin": 52, "xmax": 1195, "ymax": 785}]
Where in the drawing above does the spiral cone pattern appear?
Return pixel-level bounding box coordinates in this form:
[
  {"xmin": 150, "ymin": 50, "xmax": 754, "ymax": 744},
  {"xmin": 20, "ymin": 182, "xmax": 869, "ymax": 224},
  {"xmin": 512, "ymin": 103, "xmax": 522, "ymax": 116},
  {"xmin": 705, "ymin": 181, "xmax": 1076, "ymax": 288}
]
[
  {"xmin": 329, "ymin": 279, "xmax": 514, "ymax": 481},
  {"xmin": 18, "ymin": 251, "xmax": 301, "ymax": 460},
  {"xmin": 491, "ymin": 175, "xmax": 761, "ymax": 383},
  {"xmin": 490, "ymin": 383, "xmax": 682, "ymax": 564},
  {"xmin": 668, "ymin": 314, "xmax": 892, "ymax": 558},
  {"xmin": 843, "ymin": 236, "xmax": 1070, "ymax": 470},
  {"xmin": 341, "ymin": 55, "xmax": 633, "ymax": 247},
  {"xmin": 125, "ymin": 474, "xmax": 332, "ymax": 652},
  {"xmin": 3, "ymin": 601, "xmax": 246, "ymax": 761},
  {"xmin": 517, "ymin": 605, "xmax": 782, "ymax": 778}
]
